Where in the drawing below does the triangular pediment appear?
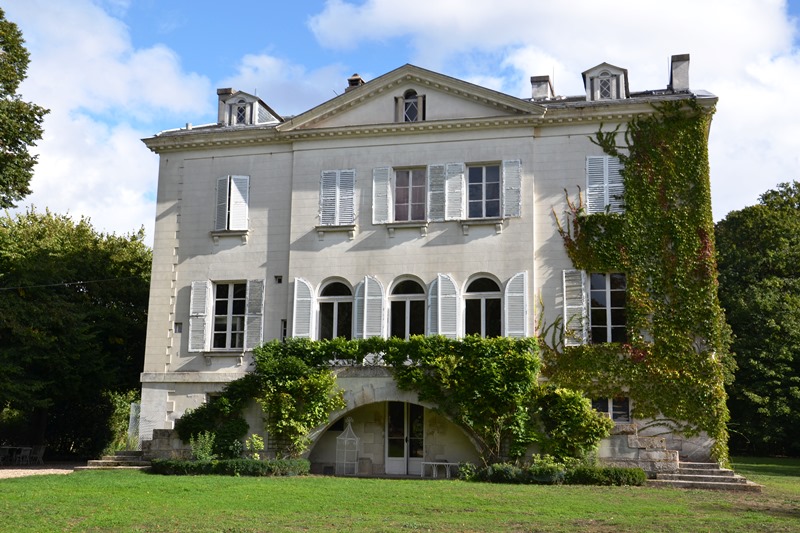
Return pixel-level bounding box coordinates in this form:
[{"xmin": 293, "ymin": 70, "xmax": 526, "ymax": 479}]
[{"xmin": 279, "ymin": 64, "xmax": 543, "ymax": 132}]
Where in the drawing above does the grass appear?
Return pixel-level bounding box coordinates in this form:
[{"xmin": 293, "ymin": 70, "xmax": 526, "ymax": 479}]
[{"xmin": 0, "ymin": 458, "xmax": 798, "ymax": 532}]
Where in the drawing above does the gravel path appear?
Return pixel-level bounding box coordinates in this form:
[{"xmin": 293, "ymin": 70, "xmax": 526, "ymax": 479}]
[{"xmin": 0, "ymin": 463, "xmax": 80, "ymax": 479}]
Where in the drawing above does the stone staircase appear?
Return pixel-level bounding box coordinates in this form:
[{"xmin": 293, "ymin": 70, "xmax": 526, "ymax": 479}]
[
  {"xmin": 74, "ymin": 450, "xmax": 151, "ymax": 471},
  {"xmin": 647, "ymin": 461, "xmax": 762, "ymax": 492}
]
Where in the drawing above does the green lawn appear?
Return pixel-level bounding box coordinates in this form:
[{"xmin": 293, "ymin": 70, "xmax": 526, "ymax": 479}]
[{"xmin": 1, "ymin": 458, "xmax": 798, "ymax": 532}]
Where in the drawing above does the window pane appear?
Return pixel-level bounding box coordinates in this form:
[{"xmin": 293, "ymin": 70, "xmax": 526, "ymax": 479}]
[
  {"xmin": 231, "ymin": 332, "xmax": 244, "ymax": 349},
  {"xmin": 216, "ymin": 284, "xmax": 229, "ymax": 298},
  {"xmin": 395, "ymin": 187, "xmax": 409, "ymax": 204},
  {"xmin": 591, "ymin": 308, "xmax": 607, "ymax": 326},
  {"xmin": 468, "ymin": 183, "xmax": 482, "ymax": 200},
  {"xmin": 409, "ymin": 300, "xmax": 425, "ymax": 335},
  {"xmin": 213, "ymin": 333, "xmax": 227, "ymax": 348},
  {"xmin": 411, "ymin": 204, "xmax": 425, "ymax": 220},
  {"xmin": 321, "ymin": 282, "xmax": 351, "ymax": 296},
  {"xmin": 486, "ymin": 183, "xmax": 500, "ymax": 200},
  {"xmin": 232, "ymin": 300, "xmax": 245, "ymax": 315},
  {"xmin": 590, "ymin": 273, "xmax": 607, "ymax": 290},
  {"xmin": 468, "ymin": 167, "xmax": 483, "ymax": 183},
  {"xmin": 393, "ymin": 280, "xmax": 425, "ymax": 295},
  {"xmin": 233, "ymin": 283, "xmax": 247, "ymax": 298},
  {"xmin": 395, "ymin": 204, "xmax": 409, "ymax": 221},
  {"xmin": 486, "ymin": 298, "xmax": 501, "ymax": 338},
  {"xmin": 390, "ymin": 301, "xmax": 407, "ymax": 339},
  {"xmin": 591, "ymin": 327, "xmax": 608, "ymax": 343},
  {"xmin": 468, "ymin": 202, "xmax": 482, "ymax": 218},
  {"xmin": 319, "ymin": 302, "xmax": 334, "ymax": 340},
  {"xmin": 610, "ymin": 308, "xmax": 626, "ymax": 326},
  {"xmin": 590, "ymin": 291, "xmax": 606, "ymax": 308},
  {"xmin": 465, "ymin": 299, "xmax": 482, "ymax": 336},
  {"xmin": 215, "ymin": 300, "xmax": 229, "ymax": 316},
  {"xmin": 612, "ymin": 397, "xmax": 630, "ymax": 421},
  {"xmin": 591, "ymin": 398, "xmax": 609, "ymax": 413},
  {"xmin": 411, "ymin": 186, "xmax": 426, "ymax": 203},
  {"xmin": 337, "ymin": 302, "xmax": 352, "ymax": 339},
  {"xmin": 396, "ymin": 170, "xmax": 409, "ymax": 187},
  {"xmin": 610, "ymin": 290, "xmax": 626, "ymax": 308},
  {"xmin": 610, "ymin": 326, "xmax": 627, "ymax": 343},
  {"xmin": 467, "ymin": 278, "xmax": 501, "ymax": 293},
  {"xmin": 485, "ymin": 165, "xmax": 500, "ymax": 182},
  {"xmin": 610, "ymin": 273, "xmax": 626, "ymax": 290},
  {"xmin": 485, "ymin": 200, "xmax": 500, "ymax": 217}
]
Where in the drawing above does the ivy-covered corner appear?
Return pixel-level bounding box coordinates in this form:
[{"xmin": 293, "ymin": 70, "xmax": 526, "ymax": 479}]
[{"xmin": 545, "ymin": 99, "xmax": 732, "ymax": 464}]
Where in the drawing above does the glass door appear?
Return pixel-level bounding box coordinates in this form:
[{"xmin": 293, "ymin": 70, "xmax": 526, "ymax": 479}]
[{"xmin": 385, "ymin": 402, "xmax": 424, "ymax": 475}]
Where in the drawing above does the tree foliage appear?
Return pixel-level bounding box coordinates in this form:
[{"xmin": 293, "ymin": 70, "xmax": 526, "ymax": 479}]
[
  {"xmin": 0, "ymin": 8, "xmax": 49, "ymax": 207},
  {"xmin": 0, "ymin": 209, "xmax": 151, "ymax": 456},
  {"xmin": 716, "ymin": 181, "xmax": 800, "ymax": 455}
]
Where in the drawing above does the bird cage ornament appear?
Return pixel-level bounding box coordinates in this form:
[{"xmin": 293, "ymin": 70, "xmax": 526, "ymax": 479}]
[{"xmin": 335, "ymin": 417, "xmax": 359, "ymax": 475}]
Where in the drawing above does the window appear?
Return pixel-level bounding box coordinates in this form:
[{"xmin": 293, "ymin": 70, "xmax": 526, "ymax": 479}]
[
  {"xmin": 395, "ymin": 169, "xmax": 426, "ymax": 221},
  {"xmin": 319, "ymin": 282, "xmax": 353, "ymax": 340},
  {"xmin": 586, "ymin": 156, "xmax": 624, "ymax": 214},
  {"xmin": 467, "ymin": 165, "xmax": 501, "ymax": 218},
  {"xmin": 215, "ymin": 175, "xmax": 249, "ymax": 231},
  {"xmin": 598, "ymin": 72, "xmax": 614, "ymax": 99},
  {"xmin": 590, "ymin": 273, "xmax": 627, "ymax": 343},
  {"xmin": 235, "ymin": 99, "xmax": 247, "ymax": 124},
  {"xmin": 464, "ymin": 278, "xmax": 501, "ymax": 338},
  {"xmin": 188, "ymin": 279, "xmax": 264, "ymax": 352},
  {"xmin": 320, "ymin": 170, "xmax": 356, "ymax": 226},
  {"xmin": 390, "ymin": 280, "xmax": 426, "ymax": 339},
  {"xmin": 592, "ymin": 397, "xmax": 631, "ymax": 422},
  {"xmin": 396, "ymin": 90, "xmax": 425, "ymax": 122},
  {"xmin": 213, "ymin": 283, "xmax": 246, "ymax": 349}
]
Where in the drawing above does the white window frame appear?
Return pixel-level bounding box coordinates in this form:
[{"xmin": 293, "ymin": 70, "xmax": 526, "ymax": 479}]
[
  {"xmin": 586, "ymin": 156, "xmax": 624, "ymax": 214},
  {"xmin": 318, "ymin": 281, "xmax": 353, "ymax": 340},
  {"xmin": 589, "ymin": 273, "xmax": 627, "ymax": 344},
  {"xmin": 592, "ymin": 397, "xmax": 631, "ymax": 423},
  {"xmin": 320, "ymin": 169, "xmax": 356, "ymax": 226},
  {"xmin": 464, "ymin": 277, "xmax": 502, "ymax": 338},
  {"xmin": 188, "ymin": 279, "xmax": 264, "ymax": 352},
  {"xmin": 467, "ymin": 164, "xmax": 501, "ymax": 219},
  {"xmin": 215, "ymin": 175, "xmax": 249, "ymax": 231},
  {"xmin": 389, "ymin": 280, "xmax": 426, "ymax": 340}
]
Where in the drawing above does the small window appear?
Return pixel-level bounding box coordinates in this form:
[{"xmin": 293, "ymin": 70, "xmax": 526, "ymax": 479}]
[
  {"xmin": 319, "ymin": 282, "xmax": 353, "ymax": 340},
  {"xmin": 390, "ymin": 280, "xmax": 426, "ymax": 339},
  {"xmin": 235, "ymin": 99, "xmax": 247, "ymax": 124},
  {"xmin": 592, "ymin": 397, "xmax": 631, "ymax": 422},
  {"xmin": 590, "ymin": 273, "xmax": 627, "ymax": 343},
  {"xmin": 404, "ymin": 90, "xmax": 419, "ymax": 122},
  {"xmin": 464, "ymin": 277, "xmax": 501, "ymax": 338},
  {"xmin": 467, "ymin": 165, "xmax": 501, "ymax": 218}
]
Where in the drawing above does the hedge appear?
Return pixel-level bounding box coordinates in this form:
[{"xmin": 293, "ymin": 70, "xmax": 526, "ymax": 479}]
[{"xmin": 149, "ymin": 458, "xmax": 310, "ymax": 477}]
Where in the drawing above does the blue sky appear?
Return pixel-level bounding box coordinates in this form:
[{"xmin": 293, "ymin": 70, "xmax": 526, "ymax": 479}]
[{"xmin": 6, "ymin": 0, "xmax": 800, "ymax": 245}]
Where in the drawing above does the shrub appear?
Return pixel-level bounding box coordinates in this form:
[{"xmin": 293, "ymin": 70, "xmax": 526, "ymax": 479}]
[
  {"xmin": 485, "ymin": 463, "xmax": 524, "ymax": 484},
  {"xmin": 564, "ymin": 465, "xmax": 647, "ymax": 486},
  {"xmin": 189, "ymin": 431, "xmax": 217, "ymax": 461},
  {"xmin": 150, "ymin": 458, "xmax": 311, "ymax": 477}
]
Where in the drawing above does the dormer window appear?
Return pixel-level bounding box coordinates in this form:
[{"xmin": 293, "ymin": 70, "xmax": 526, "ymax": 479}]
[
  {"xmin": 582, "ymin": 63, "xmax": 629, "ymax": 102},
  {"xmin": 396, "ymin": 90, "xmax": 426, "ymax": 122},
  {"xmin": 235, "ymin": 99, "xmax": 247, "ymax": 124}
]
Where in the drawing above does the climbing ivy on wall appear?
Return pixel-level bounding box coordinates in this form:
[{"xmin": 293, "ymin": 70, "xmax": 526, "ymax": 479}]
[{"xmin": 547, "ymin": 99, "xmax": 732, "ymax": 463}]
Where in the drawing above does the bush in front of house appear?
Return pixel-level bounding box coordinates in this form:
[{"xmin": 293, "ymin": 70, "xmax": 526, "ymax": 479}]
[
  {"xmin": 150, "ymin": 458, "xmax": 310, "ymax": 477},
  {"xmin": 458, "ymin": 455, "xmax": 645, "ymax": 486}
]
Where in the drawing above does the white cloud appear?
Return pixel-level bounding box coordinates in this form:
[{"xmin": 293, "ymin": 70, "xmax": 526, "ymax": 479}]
[
  {"xmin": 310, "ymin": 0, "xmax": 800, "ymax": 218},
  {"xmin": 5, "ymin": 0, "xmax": 212, "ymax": 245}
]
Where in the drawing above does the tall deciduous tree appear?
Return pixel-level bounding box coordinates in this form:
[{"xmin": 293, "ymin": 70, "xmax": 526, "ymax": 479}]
[
  {"xmin": 716, "ymin": 181, "xmax": 800, "ymax": 455},
  {"xmin": 0, "ymin": 209, "xmax": 151, "ymax": 457},
  {"xmin": 0, "ymin": 8, "xmax": 48, "ymax": 207}
]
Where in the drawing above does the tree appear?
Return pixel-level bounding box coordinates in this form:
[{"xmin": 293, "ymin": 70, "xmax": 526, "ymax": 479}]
[
  {"xmin": 716, "ymin": 181, "xmax": 800, "ymax": 455},
  {"xmin": 0, "ymin": 209, "xmax": 151, "ymax": 457},
  {"xmin": 0, "ymin": 8, "xmax": 49, "ymax": 207}
]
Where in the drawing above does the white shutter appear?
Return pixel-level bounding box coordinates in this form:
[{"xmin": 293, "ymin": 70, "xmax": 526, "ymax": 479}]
[
  {"xmin": 586, "ymin": 156, "xmax": 606, "ymax": 214},
  {"xmin": 504, "ymin": 272, "xmax": 528, "ymax": 337},
  {"xmin": 445, "ymin": 163, "xmax": 464, "ymax": 220},
  {"xmin": 353, "ymin": 280, "xmax": 365, "ymax": 339},
  {"xmin": 438, "ymin": 273, "xmax": 459, "ymax": 339},
  {"xmin": 189, "ymin": 280, "xmax": 211, "ymax": 352},
  {"xmin": 354, "ymin": 276, "xmax": 385, "ymax": 338},
  {"xmin": 292, "ymin": 278, "xmax": 314, "ymax": 338},
  {"xmin": 562, "ymin": 269, "xmax": 587, "ymax": 346},
  {"xmin": 372, "ymin": 167, "xmax": 392, "ymax": 224},
  {"xmin": 215, "ymin": 177, "xmax": 230, "ymax": 231},
  {"xmin": 428, "ymin": 164, "xmax": 446, "ymax": 222},
  {"xmin": 320, "ymin": 171, "xmax": 338, "ymax": 226},
  {"xmin": 502, "ymin": 160, "xmax": 522, "ymax": 218},
  {"xmin": 417, "ymin": 94, "xmax": 426, "ymax": 120},
  {"xmin": 244, "ymin": 279, "xmax": 264, "ymax": 350},
  {"xmin": 427, "ymin": 278, "xmax": 439, "ymax": 335},
  {"xmin": 338, "ymin": 169, "xmax": 356, "ymax": 225},
  {"xmin": 607, "ymin": 157, "xmax": 624, "ymax": 214},
  {"xmin": 228, "ymin": 175, "xmax": 249, "ymax": 231}
]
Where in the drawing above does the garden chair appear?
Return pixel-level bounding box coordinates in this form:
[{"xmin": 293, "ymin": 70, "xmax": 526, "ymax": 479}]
[
  {"xmin": 15, "ymin": 447, "xmax": 31, "ymax": 465},
  {"xmin": 30, "ymin": 445, "xmax": 45, "ymax": 465}
]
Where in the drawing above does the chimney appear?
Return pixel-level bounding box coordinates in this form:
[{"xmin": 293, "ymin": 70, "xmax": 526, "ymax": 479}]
[
  {"xmin": 217, "ymin": 88, "xmax": 234, "ymax": 123},
  {"xmin": 669, "ymin": 54, "xmax": 690, "ymax": 92},
  {"xmin": 530, "ymin": 75, "xmax": 554, "ymax": 101},
  {"xmin": 345, "ymin": 73, "xmax": 365, "ymax": 92}
]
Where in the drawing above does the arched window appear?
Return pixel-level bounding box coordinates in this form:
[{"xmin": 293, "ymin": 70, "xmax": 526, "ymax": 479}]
[
  {"xmin": 597, "ymin": 71, "xmax": 613, "ymax": 100},
  {"xmin": 235, "ymin": 99, "xmax": 248, "ymax": 124},
  {"xmin": 319, "ymin": 282, "xmax": 353, "ymax": 340},
  {"xmin": 464, "ymin": 277, "xmax": 501, "ymax": 337},
  {"xmin": 390, "ymin": 280, "xmax": 425, "ymax": 339},
  {"xmin": 403, "ymin": 90, "xmax": 419, "ymax": 122}
]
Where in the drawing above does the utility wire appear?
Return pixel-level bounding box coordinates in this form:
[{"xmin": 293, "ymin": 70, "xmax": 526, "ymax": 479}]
[{"xmin": 0, "ymin": 276, "xmax": 143, "ymax": 291}]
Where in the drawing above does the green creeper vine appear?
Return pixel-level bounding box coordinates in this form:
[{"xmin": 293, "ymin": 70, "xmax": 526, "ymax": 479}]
[{"xmin": 548, "ymin": 99, "xmax": 732, "ymax": 463}]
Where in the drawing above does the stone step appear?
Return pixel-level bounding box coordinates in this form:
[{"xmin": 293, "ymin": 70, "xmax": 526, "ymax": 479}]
[
  {"xmin": 74, "ymin": 465, "xmax": 150, "ymax": 472},
  {"xmin": 86, "ymin": 459, "xmax": 152, "ymax": 468},
  {"xmin": 679, "ymin": 462, "xmax": 722, "ymax": 470},
  {"xmin": 678, "ymin": 467, "xmax": 736, "ymax": 477},
  {"xmin": 646, "ymin": 479, "xmax": 762, "ymax": 492},
  {"xmin": 658, "ymin": 473, "xmax": 748, "ymax": 483}
]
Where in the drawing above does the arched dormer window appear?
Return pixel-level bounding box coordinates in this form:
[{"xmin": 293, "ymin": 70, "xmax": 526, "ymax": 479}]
[
  {"xmin": 598, "ymin": 71, "xmax": 614, "ymax": 100},
  {"xmin": 235, "ymin": 99, "xmax": 248, "ymax": 124},
  {"xmin": 396, "ymin": 90, "xmax": 425, "ymax": 122}
]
